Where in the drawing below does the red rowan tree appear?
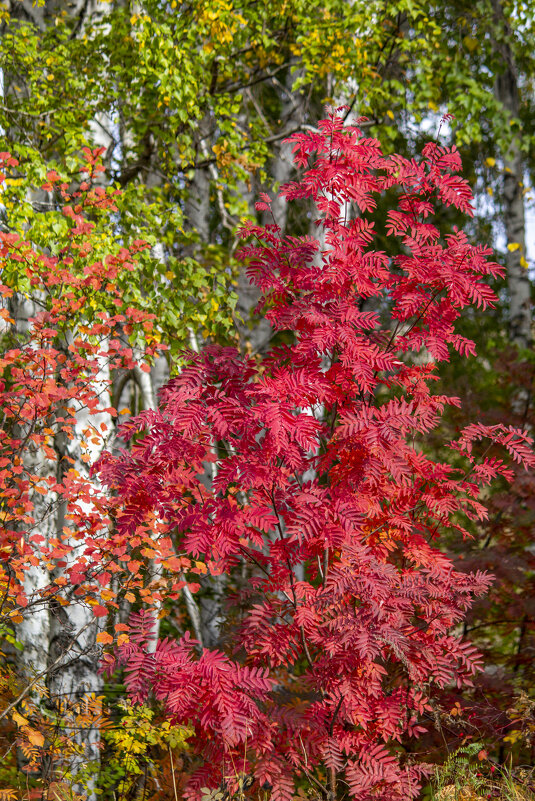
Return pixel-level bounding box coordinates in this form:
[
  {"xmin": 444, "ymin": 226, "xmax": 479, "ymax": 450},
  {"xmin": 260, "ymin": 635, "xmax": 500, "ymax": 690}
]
[{"xmin": 97, "ymin": 111, "xmax": 534, "ymax": 801}]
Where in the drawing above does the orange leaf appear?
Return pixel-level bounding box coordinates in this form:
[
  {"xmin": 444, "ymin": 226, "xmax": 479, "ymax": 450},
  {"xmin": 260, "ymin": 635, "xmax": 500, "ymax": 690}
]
[
  {"xmin": 96, "ymin": 631, "xmax": 113, "ymax": 645},
  {"xmin": 27, "ymin": 729, "xmax": 45, "ymax": 748}
]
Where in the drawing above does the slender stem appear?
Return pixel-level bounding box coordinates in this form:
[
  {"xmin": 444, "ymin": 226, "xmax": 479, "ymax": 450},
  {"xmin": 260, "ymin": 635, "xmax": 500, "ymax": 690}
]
[
  {"xmin": 329, "ymin": 694, "xmax": 344, "ymax": 738},
  {"xmin": 0, "ymin": 620, "xmax": 92, "ymax": 722},
  {"xmin": 169, "ymin": 746, "xmax": 179, "ymax": 801}
]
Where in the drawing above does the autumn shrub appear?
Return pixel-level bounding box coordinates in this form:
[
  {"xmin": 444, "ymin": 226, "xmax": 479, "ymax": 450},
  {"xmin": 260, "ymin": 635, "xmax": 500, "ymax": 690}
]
[{"xmin": 97, "ymin": 110, "xmax": 534, "ymax": 801}]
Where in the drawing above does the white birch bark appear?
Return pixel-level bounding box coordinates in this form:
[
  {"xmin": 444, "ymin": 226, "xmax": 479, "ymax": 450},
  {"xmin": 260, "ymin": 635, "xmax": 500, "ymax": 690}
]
[
  {"xmin": 9, "ymin": 294, "xmax": 54, "ymax": 677},
  {"xmin": 492, "ymin": 0, "xmax": 532, "ymax": 349},
  {"xmin": 46, "ymin": 344, "xmax": 111, "ymax": 798},
  {"xmin": 181, "ymin": 115, "xmax": 234, "ymax": 648},
  {"xmin": 236, "ymin": 72, "xmax": 306, "ymax": 355},
  {"xmin": 2, "ymin": 2, "xmax": 112, "ymax": 790}
]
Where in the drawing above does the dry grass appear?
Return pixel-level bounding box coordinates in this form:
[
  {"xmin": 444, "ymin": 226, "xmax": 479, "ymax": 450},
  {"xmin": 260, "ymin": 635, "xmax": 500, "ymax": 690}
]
[{"xmin": 432, "ymin": 768, "xmax": 535, "ymax": 801}]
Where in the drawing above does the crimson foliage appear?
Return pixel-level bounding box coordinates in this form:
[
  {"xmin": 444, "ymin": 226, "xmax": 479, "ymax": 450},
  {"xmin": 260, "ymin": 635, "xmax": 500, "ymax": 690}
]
[{"xmin": 98, "ymin": 112, "xmax": 534, "ymax": 801}]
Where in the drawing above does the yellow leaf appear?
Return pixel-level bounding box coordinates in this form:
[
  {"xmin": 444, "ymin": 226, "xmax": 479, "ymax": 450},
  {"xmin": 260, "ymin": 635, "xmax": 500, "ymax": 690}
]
[
  {"xmin": 485, "ymin": 157, "xmax": 496, "ymax": 167},
  {"xmin": 386, "ymin": 110, "xmax": 394, "ymax": 120},
  {"xmin": 0, "ymin": 789, "xmax": 18, "ymax": 800},
  {"xmin": 12, "ymin": 711, "xmax": 29, "ymax": 728},
  {"xmin": 507, "ymin": 242, "xmax": 520, "ymax": 252},
  {"xmin": 118, "ymin": 633, "xmax": 130, "ymax": 646},
  {"xmin": 27, "ymin": 729, "xmax": 45, "ymax": 747},
  {"xmin": 520, "ymin": 256, "xmax": 529, "ymax": 268},
  {"xmin": 463, "ymin": 36, "xmax": 479, "ymax": 52},
  {"xmin": 428, "ymin": 100, "xmax": 439, "ymax": 112},
  {"xmin": 124, "ymin": 591, "xmax": 136, "ymax": 603},
  {"xmin": 487, "ymin": 187, "xmax": 493, "ymax": 196}
]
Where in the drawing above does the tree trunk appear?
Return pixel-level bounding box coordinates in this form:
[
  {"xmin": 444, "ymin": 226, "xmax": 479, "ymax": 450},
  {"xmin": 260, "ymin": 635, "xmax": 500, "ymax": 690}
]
[
  {"xmin": 47, "ymin": 345, "xmax": 111, "ymax": 798},
  {"xmin": 185, "ymin": 115, "xmax": 212, "ymax": 246},
  {"xmin": 3, "ymin": 3, "xmax": 111, "ymax": 792},
  {"xmin": 236, "ymin": 71, "xmax": 306, "ymax": 354},
  {"xmin": 8, "ymin": 294, "xmax": 54, "ymax": 679},
  {"xmin": 492, "ymin": 0, "xmax": 532, "ymax": 349}
]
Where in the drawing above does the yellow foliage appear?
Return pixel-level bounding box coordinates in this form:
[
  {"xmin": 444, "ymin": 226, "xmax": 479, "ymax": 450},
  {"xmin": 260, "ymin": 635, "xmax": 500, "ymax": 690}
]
[
  {"xmin": 104, "ymin": 700, "xmax": 192, "ymax": 784},
  {"xmin": 503, "ymin": 729, "xmax": 523, "ymax": 744},
  {"xmin": 197, "ymin": 0, "xmax": 244, "ymax": 46}
]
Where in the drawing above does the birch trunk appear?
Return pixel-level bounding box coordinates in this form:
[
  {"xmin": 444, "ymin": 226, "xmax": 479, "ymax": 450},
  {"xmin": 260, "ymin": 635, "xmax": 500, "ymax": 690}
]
[
  {"xmin": 9, "ymin": 294, "xmax": 53, "ymax": 678},
  {"xmin": 185, "ymin": 115, "xmax": 212, "ymax": 246},
  {"xmin": 236, "ymin": 72, "xmax": 305, "ymax": 355},
  {"xmin": 3, "ymin": 3, "xmax": 111, "ymax": 791},
  {"xmin": 46, "ymin": 344, "xmax": 111, "ymax": 798},
  {"xmin": 181, "ymin": 114, "xmax": 234, "ymax": 648},
  {"xmin": 492, "ymin": 0, "xmax": 532, "ymax": 349}
]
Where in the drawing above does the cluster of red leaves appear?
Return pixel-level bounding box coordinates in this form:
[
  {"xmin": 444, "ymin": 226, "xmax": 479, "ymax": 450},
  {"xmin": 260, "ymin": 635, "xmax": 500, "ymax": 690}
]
[
  {"xmin": 0, "ymin": 150, "xmax": 168, "ymax": 623},
  {"xmin": 97, "ymin": 111, "xmax": 534, "ymax": 801}
]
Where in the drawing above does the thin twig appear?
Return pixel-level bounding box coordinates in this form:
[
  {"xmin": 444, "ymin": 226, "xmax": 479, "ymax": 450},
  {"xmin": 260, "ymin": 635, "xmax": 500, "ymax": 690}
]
[
  {"xmin": 0, "ymin": 620, "xmax": 93, "ymax": 722},
  {"xmin": 169, "ymin": 745, "xmax": 179, "ymax": 801}
]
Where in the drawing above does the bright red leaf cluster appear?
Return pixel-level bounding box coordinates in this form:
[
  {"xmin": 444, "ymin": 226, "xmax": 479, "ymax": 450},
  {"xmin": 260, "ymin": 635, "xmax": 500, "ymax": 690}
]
[{"xmin": 98, "ymin": 112, "xmax": 534, "ymax": 800}]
